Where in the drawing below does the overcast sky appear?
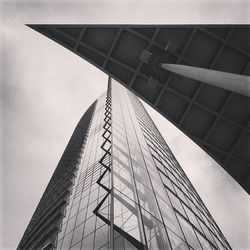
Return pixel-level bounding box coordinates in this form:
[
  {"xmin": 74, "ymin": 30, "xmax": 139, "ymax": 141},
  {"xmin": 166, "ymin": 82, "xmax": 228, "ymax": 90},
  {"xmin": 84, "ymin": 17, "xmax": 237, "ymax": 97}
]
[{"xmin": 1, "ymin": 1, "xmax": 249, "ymax": 249}]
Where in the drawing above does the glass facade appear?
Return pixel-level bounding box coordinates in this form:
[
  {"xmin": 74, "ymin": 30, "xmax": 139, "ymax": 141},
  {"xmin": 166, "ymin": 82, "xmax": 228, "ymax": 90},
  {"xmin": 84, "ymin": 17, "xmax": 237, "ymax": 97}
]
[
  {"xmin": 17, "ymin": 101, "xmax": 97, "ymax": 250},
  {"xmin": 18, "ymin": 78, "xmax": 232, "ymax": 250}
]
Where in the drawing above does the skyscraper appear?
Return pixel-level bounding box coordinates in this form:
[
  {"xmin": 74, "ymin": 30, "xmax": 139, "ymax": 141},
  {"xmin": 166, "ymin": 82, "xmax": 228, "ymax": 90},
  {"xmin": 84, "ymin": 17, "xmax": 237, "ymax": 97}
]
[{"xmin": 18, "ymin": 78, "xmax": 232, "ymax": 250}]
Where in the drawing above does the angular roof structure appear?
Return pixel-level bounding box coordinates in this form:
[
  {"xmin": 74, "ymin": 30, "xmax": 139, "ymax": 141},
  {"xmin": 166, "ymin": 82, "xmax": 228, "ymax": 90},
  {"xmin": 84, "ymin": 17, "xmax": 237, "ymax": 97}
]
[{"xmin": 28, "ymin": 25, "xmax": 250, "ymax": 194}]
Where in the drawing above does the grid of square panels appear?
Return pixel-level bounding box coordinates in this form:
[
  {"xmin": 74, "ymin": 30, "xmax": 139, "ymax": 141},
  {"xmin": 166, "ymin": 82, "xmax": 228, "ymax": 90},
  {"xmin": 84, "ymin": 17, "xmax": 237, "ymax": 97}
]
[{"xmin": 31, "ymin": 25, "xmax": 250, "ymax": 193}]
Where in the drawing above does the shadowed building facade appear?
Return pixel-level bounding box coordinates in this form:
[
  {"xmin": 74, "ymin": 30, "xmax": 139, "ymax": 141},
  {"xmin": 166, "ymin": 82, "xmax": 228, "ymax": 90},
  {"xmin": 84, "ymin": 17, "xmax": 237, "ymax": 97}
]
[{"xmin": 18, "ymin": 79, "xmax": 231, "ymax": 250}]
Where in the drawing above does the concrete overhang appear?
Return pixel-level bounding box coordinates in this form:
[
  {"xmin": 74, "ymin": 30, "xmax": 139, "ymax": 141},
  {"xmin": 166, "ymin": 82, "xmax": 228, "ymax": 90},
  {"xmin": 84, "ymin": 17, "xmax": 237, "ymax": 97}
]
[{"xmin": 27, "ymin": 25, "xmax": 250, "ymax": 194}]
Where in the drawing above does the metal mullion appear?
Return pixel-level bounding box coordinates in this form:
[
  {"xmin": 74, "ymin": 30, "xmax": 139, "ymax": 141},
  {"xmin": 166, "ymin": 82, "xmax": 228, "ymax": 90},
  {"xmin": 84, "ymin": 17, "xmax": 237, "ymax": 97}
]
[
  {"xmin": 70, "ymin": 102, "xmax": 100, "ymax": 249},
  {"xmin": 174, "ymin": 208, "xmax": 211, "ymax": 250},
  {"xmin": 116, "ymin": 84, "xmax": 148, "ymax": 248},
  {"xmin": 126, "ymin": 89, "xmax": 175, "ymax": 249}
]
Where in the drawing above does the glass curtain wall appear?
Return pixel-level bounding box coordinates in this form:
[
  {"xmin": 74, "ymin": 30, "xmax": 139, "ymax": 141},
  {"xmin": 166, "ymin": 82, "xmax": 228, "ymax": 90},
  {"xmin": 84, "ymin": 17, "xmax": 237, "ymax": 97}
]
[
  {"xmin": 53, "ymin": 78, "xmax": 231, "ymax": 250},
  {"xmin": 56, "ymin": 92, "xmax": 111, "ymax": 250},
  {"xmin": 110, "ymin": 81, "xmax": 230, "ymax": 250}
]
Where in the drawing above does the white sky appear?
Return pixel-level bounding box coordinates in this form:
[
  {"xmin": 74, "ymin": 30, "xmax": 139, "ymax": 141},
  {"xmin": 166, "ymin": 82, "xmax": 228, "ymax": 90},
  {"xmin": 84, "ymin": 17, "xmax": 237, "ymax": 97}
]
[{"xmin": 1, "ymin": 1, "xmax": 249, "ymax": 249}]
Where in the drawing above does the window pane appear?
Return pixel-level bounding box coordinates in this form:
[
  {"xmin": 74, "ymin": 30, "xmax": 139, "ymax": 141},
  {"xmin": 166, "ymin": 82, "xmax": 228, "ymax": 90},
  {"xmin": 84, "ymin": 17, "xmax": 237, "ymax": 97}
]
[
  {"xmin": 71, "ymin": 225, "xmax": 84, "ymax": 247},
  {"xmin": 167, "ymin": 230, "xmax": 189, "ymax": 250},
  {"xmin": 157, "ymin": 198, "xmax": 184, "ymax": 240},
  {"xmin": 65, "ymin": 216, "xmax": 77, "ymax": 235},
  {"xmin": 177, "ymin": 213, "xmax": 202, "ymax": 250}
]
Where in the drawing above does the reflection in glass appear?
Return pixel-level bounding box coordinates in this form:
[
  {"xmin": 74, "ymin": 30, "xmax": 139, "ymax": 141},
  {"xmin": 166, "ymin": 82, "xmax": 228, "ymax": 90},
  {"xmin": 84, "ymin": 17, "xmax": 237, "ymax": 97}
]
[{"xmin": 19, "ymin": 80, "xmax": 231, "ymax": 250}]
